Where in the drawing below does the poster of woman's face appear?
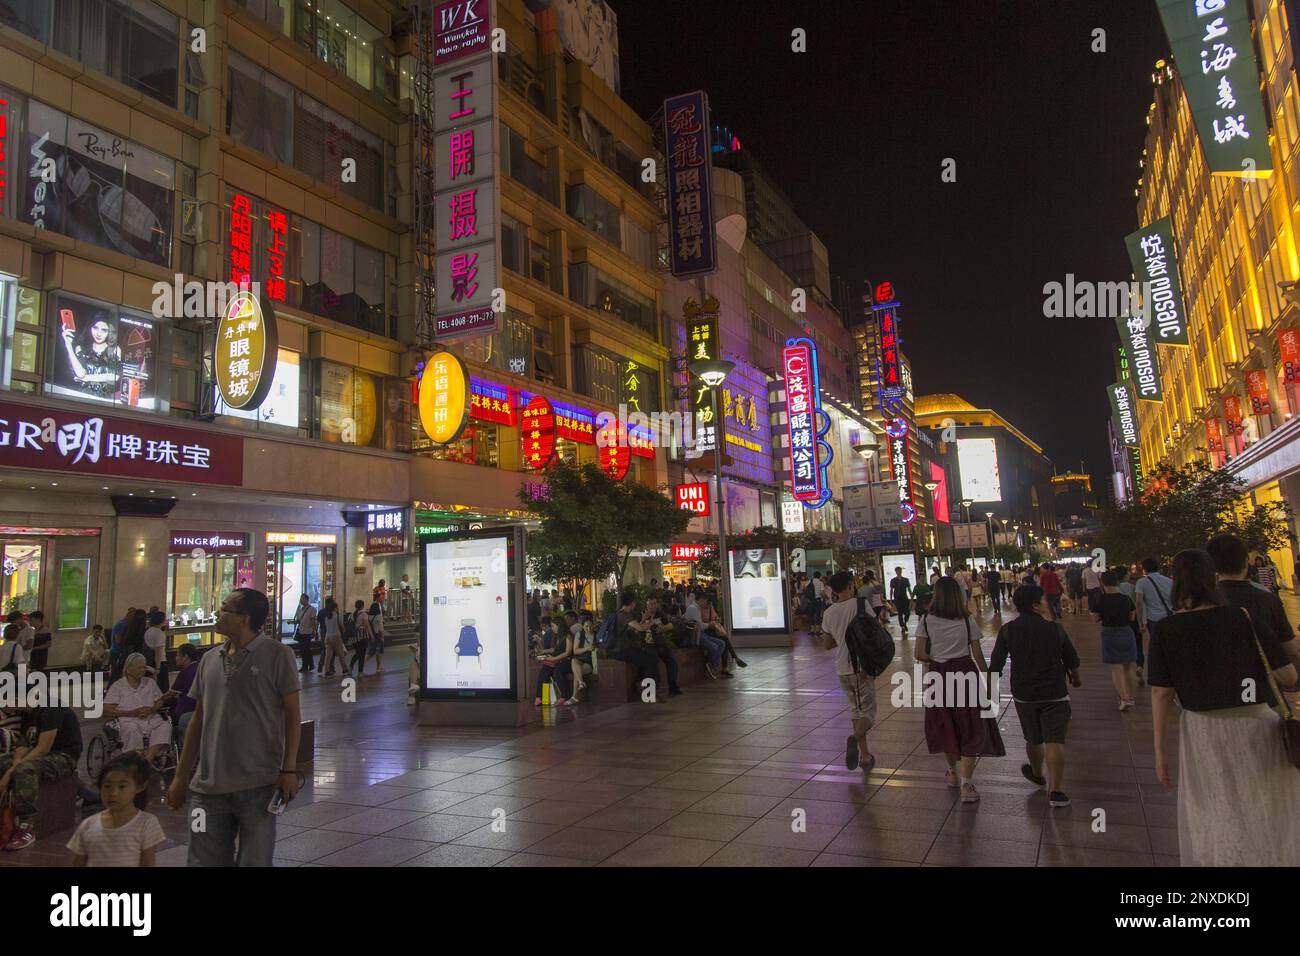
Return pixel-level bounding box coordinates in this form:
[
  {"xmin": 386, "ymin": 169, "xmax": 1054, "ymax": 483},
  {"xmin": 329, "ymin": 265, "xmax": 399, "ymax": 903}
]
[
  {"xmin": 732, "ymin": 548, "xmax": 779, "ymax": 579},
  {"xmin": 48, "ymin": 297, "xmax": 158, "ymax": 410}
]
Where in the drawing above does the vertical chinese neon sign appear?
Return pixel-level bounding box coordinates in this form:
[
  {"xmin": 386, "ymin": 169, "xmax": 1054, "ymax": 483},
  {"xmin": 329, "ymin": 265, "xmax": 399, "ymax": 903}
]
[{"xmin": 782, "ymin": 337, "xmax": 833, "ymax": 508}]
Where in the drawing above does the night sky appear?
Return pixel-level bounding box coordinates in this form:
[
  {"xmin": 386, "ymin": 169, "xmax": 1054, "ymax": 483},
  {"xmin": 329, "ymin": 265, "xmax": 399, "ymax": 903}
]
[{"xmin": 606, "ymin": 0, "xmax": 1169, "ymax": 484}]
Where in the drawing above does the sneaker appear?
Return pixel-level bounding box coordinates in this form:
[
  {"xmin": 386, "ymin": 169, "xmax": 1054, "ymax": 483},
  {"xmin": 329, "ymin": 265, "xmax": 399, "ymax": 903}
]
[
  {"xmin": 845, "ymin": 734, "xmax": 860, "ymax": 771},
  {"xmin": 734, "ymin": 658, "xmax": 748, "ymax": 668},
  {"xmin": 704, "ymin": 662, "xmax": 718, "ymax": 679},
  {"xmin": 1020, "ymin": 764, "xmax": 1047, "ymax": 788},
  {"xmin": 3, "ymin": 823, "xmax": 34, "ymax": 851},
  {"xmin": 1049, "ymin": 791, "xmax": 1071, "ymax": 807},
  {"xmin": 1119, "ymin": 700, "xmax": 1134, "ymax": 712}
]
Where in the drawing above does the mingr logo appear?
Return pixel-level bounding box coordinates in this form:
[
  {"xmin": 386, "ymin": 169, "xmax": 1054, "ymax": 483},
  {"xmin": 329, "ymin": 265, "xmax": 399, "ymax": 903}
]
[{"xmin": 49, "ymin": 887, "xmax": 151, "ymax": 936}]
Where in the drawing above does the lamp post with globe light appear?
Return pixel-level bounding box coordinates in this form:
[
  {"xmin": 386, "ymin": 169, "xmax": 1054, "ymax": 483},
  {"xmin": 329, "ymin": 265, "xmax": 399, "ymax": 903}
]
[
  {"xmin": 985, "ymin": 511, "xmax": 995, "ymax": 566},
  {"xmin": 924, "ymin": 479, "xmax": 940, "ymax": 571},
  {"xmin": 689, "ymin": 356, "xmax": 735, "ymax": 634},
  {"xmin": 960, "ymin": 499, "xmax": 975, "ymax": 569}
]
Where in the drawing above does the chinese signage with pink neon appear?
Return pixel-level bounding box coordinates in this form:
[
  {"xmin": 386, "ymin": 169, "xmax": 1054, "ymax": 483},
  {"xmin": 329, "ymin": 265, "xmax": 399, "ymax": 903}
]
[
  {"xmin": 432, "ymin": 0, "xmax": 501, "ymax": 342},
  {"xmin": 782, "ymin": 337, "xmax": 832, "ymax": 508}
]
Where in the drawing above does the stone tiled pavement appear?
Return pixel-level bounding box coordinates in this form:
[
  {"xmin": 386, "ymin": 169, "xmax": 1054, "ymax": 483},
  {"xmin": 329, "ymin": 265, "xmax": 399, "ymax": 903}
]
[{"xmin": 4, "ymin": 604, "xmax": 1181, "ymax": 867}]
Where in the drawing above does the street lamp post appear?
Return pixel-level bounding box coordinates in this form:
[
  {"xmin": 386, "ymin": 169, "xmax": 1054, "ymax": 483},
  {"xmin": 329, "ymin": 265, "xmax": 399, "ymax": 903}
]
[
  {"xmin": 960, "ymin": 499, "xmax": 975, "ymax": 569},
  {"xmin": 690, "ymin": 357, "xmax": 736, "ymax": 635},
  {"xmin": 985, "ymin": 511, "xmax": 995, "ymax": 565},
  {"xmin": 923, "ymin": 480, "xmax": 940, "ymax": 576}
]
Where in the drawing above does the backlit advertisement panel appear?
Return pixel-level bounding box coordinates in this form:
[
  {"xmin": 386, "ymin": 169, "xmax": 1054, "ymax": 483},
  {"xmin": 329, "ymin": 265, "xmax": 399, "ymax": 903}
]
[
  {"xmin": 728, "ymin": 547, "xmax": 788, "ymax": 633},
  {"xmin": 423, "ymin": 533, "xmax": 515, "ymax": 696},
  {"xmin": 957, "ymin": 437, "xmax": 1002, "ymax": 502}
]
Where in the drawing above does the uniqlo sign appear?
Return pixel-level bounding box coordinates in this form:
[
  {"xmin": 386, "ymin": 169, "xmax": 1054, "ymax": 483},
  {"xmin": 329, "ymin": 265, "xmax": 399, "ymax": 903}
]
[{"xmin": 676, "ymin": 482, "xmax": 710, "ymax": 515}]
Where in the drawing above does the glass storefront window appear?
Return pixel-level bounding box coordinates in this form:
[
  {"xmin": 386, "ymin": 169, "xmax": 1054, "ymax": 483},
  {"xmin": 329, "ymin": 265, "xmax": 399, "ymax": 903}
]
[
  {"xmin": 423, "ymin": 422, "xmax": 499, "ymax": 466},
  {"xmin": 166, "ymin": 554, "xmax": 238, "ymax": 629},
  {"xmin": 2, "ymin": 543, "xmax": 43, "ymax": 616},
  {"xmin": 46, "ymin": 294, "xmax": 171, "ymax": 412},
  {"xmin": 56, "ymin": 558, "xmax": 91, "ymax": 630}
]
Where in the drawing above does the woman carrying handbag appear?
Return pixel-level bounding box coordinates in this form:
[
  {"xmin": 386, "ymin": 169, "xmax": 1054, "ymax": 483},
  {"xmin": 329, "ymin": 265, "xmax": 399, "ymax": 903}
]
[{"xmin": 1148, "ymin": 549, "xmax": 1300, "ymax": 866}]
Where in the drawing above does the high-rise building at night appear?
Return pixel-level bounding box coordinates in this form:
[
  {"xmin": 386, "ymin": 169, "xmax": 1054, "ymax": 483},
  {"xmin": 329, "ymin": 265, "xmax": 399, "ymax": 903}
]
[{"xmin": 1132, "ymin": 1, "xmax": 1300, "ymax": 586}]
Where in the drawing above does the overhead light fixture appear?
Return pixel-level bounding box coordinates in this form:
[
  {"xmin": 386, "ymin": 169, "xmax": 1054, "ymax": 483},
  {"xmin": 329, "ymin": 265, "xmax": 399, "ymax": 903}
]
[{"xmin": 689, "ymin": 357, "xmax": 735, "ymax": 389}]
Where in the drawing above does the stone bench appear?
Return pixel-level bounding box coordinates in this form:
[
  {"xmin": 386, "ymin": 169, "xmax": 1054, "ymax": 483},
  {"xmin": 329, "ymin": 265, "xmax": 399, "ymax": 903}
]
[
  {"xmin": 34, "ymin": 773, "xmax": 79, "ymax": 840},
  {"xmin": 527, "ymin": 645, "xmax": 706, "ymax": 704}
]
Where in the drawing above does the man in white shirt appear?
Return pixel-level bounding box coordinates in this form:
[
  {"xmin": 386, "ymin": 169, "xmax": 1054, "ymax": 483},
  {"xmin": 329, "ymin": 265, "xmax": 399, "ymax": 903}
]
[
  {"xmin": 822, "ymin": 571, "xmax": 876, "ymax": 772},
  {"xmin": 810, "ymin": 572, "xmax": 826, "ymax": 601},
  {"xmin": 1082, "ymin": 561, "xmax": 1103, "ymax": 613}
]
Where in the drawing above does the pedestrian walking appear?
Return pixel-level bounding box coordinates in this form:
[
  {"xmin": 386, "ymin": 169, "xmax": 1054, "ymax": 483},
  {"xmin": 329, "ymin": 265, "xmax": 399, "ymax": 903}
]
[
  {"xmin": 1039, "ymin": 564, "xmax": 1063, "ymax": 621},
  {"xmin": 990, "ymin": 585, "xmax": 1081, "ymax": 808},
  {"xmin": 291, "ymin": 594, "xmax": 316, "ymax": 674},
  {"xmin": 368, "ymin": 601, "xmax": 385, "ymax": 674},
  {"xmin": 890, "ymin": 567, "xmax": 913, "ymax": 635},
  {"xmin": 318, "ymin": 598, "xmax": 348, "ymax": 677},
  {"xmin": 165, "ymin": 588, "xmax": 301, "ymax": 867},
  {"xmin": 347, "ymin": 600, "xmax": 374, "ymax": 676},
  {"xmin": 915, "ymin": 577, "xmax": 1006, "ymax": 804},
  {"xmin": 1149, "ymin": 548, "xmax": 1300, "ymax": 866},
  {"xmin": 821, "ymin": 571, "xmax": 879, "ymax": 773},
  {"xmin": 983, "ymin": 565, "xmax": 1002, "ymax": 614},
  {"xmin": 1135, "ymin": 556, "xmax": 1174, "ymax": 688},
  {"xmin": 1093, "ymin": 571, "xmax": 1138, "ymax": 711}
]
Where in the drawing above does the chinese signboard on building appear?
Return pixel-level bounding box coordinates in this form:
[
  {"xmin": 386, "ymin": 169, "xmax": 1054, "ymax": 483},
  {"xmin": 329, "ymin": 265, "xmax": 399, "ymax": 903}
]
[
  {"xmin": 365, "ymin": 508, "xmax": 407, "ymax": 554},
  {"xmin": 215, "ymin": 291, "xmax": 278, "ymax": 411},
  {"xmin": 0, "ymin": 399, "xmax": 243, "ymax": 485},
  {"xmin": 663, "ymin": 91, "xmax": 717, "ymax": 278},
  {"xmin": 672, "ymin": 544, "xmax": 715, "ymax": 561},
  {"xmin": 782, "ymin": 337, "xmax": 833, "ymax": 508},
  {"xmin": 418, "ymin": 350, "xmax": 471, "ymax": 444},
  {"xmin": 685, "ymin": 297, "xmax": 721, "ymax": 454},
  {"xmin": 1108, "ymin": 381, "xmax": 1139, "ymax": 446},
  {"xmin": 1281, "ymin": 328, "xmax": 1300, "ymax": 383},
  {"xmin": 876, "ymin": 304, "xmax": 904, "ymax": 406},
  {"xmin": 1114, "ymin": 313, "xmax": 1163, "ymax": 402},
  {"xmin": 1245, "ymin": 368, "xmax": 1272, "ymax": 415},
  {"xmin": 885, "ymin": 419, "xmax": 917, "ymax": 525},
  {"xmin": 1124, "ymin": 217, "xmax": 1189, "ymax": 346},
  {"xmin": 168, "ymin": 532, "xmax": 250, "ymax": 554},
  {"xmin": 522, "ymin": 395, "xmax": 557, "ymax": 470},
  {"xmin": 432, "ymin": 0, "xmax": 501, "ymax": 341},
  {"xmin": 1156, "ymin": 0, "xmax": 1272, "ymax": 177}
]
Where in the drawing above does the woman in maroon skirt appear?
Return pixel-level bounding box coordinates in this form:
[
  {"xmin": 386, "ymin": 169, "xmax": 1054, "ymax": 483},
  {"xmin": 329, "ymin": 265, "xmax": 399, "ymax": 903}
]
[{"xmin": 916, "ymin": 577, "xmax": 1006, "ymax": 803}]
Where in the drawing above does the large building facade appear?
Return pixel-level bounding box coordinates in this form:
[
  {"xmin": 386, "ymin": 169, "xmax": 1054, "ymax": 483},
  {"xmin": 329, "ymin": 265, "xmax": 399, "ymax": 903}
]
[
  {"xmin": 1132, "ymin": 1, "xmax": 1300, "ymax": 587},
  {"xmin": 0, "ymin": 0, "xmax": 679, "ymax": 662}
]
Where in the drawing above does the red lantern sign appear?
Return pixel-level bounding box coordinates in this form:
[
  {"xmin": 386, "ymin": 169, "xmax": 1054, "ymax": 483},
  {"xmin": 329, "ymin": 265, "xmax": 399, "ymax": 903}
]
[
  {"xmin": 597, "ymin": 416, "xmax": 631, "ymax": 480},
  {"xmin": 675, "ymin": 482, "xmax": 710, "ymax": 515},
  {"xmin": 522, "ymin": 396, "xmax": 556, "ymax": 470}
]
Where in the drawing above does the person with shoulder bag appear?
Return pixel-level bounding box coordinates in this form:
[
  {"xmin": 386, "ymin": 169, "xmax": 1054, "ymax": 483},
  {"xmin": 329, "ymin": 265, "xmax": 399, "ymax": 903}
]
[
  {"xmin": 347, "ymin": 600, "xmax": 374, "ymax": 677},
  {"xmin": 292, "ymin": 595, "xmax": 317, "ymax": 675},
  {"xmin": 367, "ymin": 602, "xmax": 385, "ymax": 674}
]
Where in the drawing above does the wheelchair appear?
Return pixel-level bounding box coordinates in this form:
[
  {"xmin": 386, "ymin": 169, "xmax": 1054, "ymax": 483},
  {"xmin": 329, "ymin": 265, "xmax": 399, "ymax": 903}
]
[{"xmin": 85, "ymin": 713, "xmax": 181, "ymax": 787}]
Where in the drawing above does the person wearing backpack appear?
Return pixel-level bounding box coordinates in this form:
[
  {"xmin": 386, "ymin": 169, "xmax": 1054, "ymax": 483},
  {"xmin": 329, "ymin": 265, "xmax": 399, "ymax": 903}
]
[
  {"xmin": 821, "ymin": 571, "xmax": 882, "ymax": 773},
  {"xmin": 1134, "ymin": 556, "xmax": 1173, "ymax": 689},
  {"xmin": 291, "ymin": 595, "xmax": 317, "ymax": 675},
  {"xmin": 367, "ymin": 601, "xmax": 385, "ymax": 674},
  {"xmin": 915, "ymin": 576, "xmax": 1006, "ymax": 804}
]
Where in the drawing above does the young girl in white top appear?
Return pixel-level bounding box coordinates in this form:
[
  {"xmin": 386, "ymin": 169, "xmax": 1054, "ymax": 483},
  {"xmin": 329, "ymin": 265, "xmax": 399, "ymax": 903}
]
[{"xmin": 68, "ymin": 753, "xmax": 165, "ymax": 866}]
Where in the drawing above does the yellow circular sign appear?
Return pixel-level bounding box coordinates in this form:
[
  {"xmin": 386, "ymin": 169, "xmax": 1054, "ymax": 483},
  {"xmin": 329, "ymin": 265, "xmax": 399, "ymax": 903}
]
[
  {"xmin": 215, "ymin": 290, "xmax": 277, "ymax": 410},
  {"xmin": 418, "ymin": 350, "xmax": 469, "ymax": 445}
]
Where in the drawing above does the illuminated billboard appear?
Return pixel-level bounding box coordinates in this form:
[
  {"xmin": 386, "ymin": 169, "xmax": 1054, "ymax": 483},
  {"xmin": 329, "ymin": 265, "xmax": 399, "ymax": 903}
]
[{"xmin": 957, "ymin": 438, "xmax": 1002, "ymax": 503}]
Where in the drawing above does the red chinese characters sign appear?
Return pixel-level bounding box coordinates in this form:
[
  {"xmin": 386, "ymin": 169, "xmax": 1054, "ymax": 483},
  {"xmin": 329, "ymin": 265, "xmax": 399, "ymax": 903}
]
[
  {"xmin": 676, "ymin": 482, "xmax": 710, "ymax": 515},
  {"xmin": 0, "ymin": 400, "xmax": 243, "ymax": 485},
  {"xmin": 878, "ymin": 307, "xmax": 901, "ymax": 393},
  {"xmin": 597, "ymin": 417, "xmax": 631, "ymax": 480},
  {"xmin": 1223, "ymin": 395, "xmax": 1245, "ymax": 434},
  {"xmin": 0, "ymin": 95, "xmax": 8, "ymax": 208},
  {"xmin": 266, "ymin": 209, "xmax": 287, "ymax": 302},
  {"xmin": 1245, "ymin": 369, "xmax": 1272, "ymax": 415},
  {"xmin": 1280, "ymin": 328, "xmax": 1300, "ymax": 384},
  {"xmin": 522, "ymin": 396, "xmax": 556, "ymax": 470},
  {"xmin": 229, "ymin": 193, "xmax": 254, "ymax": 288},
  {"xmin": 469, "ymin": 379, "xmax": 517, "ymax": 426},
  {"xmin": 1205, "ymin": 416, "xmax": 1224, "ymax": 454},
  {"xmin": 672, "ymin": 544, "xmax": 714, "ymax": 561}
]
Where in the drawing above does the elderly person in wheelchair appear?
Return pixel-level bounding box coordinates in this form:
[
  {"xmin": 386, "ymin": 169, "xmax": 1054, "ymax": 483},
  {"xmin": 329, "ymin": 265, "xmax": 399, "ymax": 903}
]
[{"xmin": 102, "ymin": 653, "xmax": 173, "ymax": 767}]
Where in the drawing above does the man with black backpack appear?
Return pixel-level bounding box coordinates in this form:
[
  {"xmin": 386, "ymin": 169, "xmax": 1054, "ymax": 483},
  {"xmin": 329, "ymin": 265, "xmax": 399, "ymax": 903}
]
[{"xmin": 821, "ymin": 571, "xmax": 893, "ymax": 773}]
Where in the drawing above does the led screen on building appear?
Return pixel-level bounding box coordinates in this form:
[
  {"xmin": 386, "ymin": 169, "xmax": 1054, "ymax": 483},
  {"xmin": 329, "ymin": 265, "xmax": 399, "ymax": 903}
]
[{"xmin": 957, "ymin": 438, "xmax": 1002, "ymax": 503}]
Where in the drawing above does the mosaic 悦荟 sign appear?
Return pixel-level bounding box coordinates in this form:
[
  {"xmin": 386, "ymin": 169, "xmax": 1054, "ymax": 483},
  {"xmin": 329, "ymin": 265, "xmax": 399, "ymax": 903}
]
[{"xmin": 1124, "ymin": 217, "xmax": 1189, "ymax": 346}]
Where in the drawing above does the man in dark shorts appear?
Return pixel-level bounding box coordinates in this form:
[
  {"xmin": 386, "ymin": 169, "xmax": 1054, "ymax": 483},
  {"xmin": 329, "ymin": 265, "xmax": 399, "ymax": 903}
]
[{"xmin": 989, "ymin": 585, "xmax": 1081, "ymax": 808}]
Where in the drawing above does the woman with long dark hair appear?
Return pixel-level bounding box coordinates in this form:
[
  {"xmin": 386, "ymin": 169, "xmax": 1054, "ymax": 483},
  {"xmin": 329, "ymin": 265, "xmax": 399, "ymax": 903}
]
[
  {"xmin": 60, "ymin": 311, "xmax": 120, "ymax": 397},
  {"xmin": 318, "ymin": 598, "xmax": 347, "ymax": 677},
  {"xmin": 915, "ymin": 576, "xmax": 1005, "ymax": 804},
  {"xmin": 1150, "ymin": 549, "xmax": 1300, "ymax": 865}
]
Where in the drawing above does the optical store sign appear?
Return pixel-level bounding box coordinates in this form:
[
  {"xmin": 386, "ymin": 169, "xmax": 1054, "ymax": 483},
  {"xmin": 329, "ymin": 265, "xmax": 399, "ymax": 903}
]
[
  {"xmin": 365, "ymin": 508, "xmax": 407, "ymax": 554},
  {"xmin": 0, "ymin": 400, "xmax": 243, "ymax": 485}
]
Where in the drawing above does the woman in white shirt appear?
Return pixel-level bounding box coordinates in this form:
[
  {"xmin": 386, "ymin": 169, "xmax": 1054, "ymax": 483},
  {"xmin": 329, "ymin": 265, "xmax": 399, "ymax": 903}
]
[
  {"xmin": 143, "ymin": 610, "xmax": 168, "ymax": 690},
  {"xmin": 915, "ymin": 577, "xmax": 1006, "ymax": 804},
  {"xmin": 104, "ymin": 653, "xmax": 172, "ymax": 765}
]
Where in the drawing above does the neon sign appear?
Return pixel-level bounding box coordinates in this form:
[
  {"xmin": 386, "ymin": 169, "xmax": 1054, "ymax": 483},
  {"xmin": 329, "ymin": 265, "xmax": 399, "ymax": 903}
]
[
  {"xmin": 522, "ymin": 395, "xmax": 556, "ymax": 470},
  {"xmin": 782, "ymin": 337, "xmax": 833, "ymax": 508},
  {"xmin": 887, "ymin": 419, "xmax": 917, "ymax": 525},
  {"xmin": 676, "ymin": 482, "xmax": 710, "ymax": 516}
]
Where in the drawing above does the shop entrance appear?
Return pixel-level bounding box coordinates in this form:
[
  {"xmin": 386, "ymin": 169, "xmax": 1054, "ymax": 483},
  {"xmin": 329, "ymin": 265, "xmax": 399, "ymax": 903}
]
[
  {"xmin": 268, "ymin": 544, "xmax": 336, "ymax": 639},
  {"xmin": 2, "ymin": 540, "xmax": 44, "ymax": 616}
]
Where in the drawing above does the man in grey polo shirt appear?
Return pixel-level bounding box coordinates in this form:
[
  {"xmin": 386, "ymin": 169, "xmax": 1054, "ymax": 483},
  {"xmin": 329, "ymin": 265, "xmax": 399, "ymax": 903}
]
[{"xmin": 166, "ymin": 588, "xmax": 301, "ymax": 867}]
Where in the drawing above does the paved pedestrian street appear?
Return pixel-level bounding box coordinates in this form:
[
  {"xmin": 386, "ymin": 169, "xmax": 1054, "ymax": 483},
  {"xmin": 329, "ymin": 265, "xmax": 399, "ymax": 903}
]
[{"xmin": 5, "ymin": 606, "xmax": 1179, "ymax": 868}]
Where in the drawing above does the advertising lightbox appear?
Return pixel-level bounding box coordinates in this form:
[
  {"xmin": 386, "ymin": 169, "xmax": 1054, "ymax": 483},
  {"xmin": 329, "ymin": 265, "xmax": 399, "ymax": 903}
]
[
  {"xmin": 957, "ymin": 438, "xmax": 1003, "ymax": 502},
  {"xmin": 216, "ymin": 349, "xmax": 300, "ymax": 426},
  {"xmin": 421, "ymin": 530, "xmax": 520, "ymax": 699},
  {"xmin": 728, "ymin": 547, "xmax": 788, "ymax": 633}
]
